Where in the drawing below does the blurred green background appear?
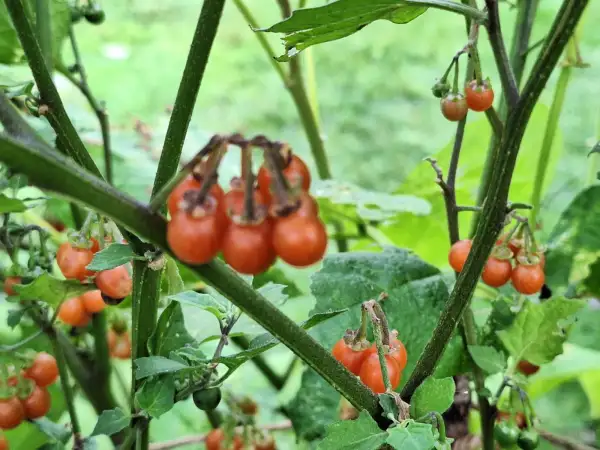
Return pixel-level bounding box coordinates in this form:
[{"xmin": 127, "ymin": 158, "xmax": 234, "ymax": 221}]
[{"xmin": 2, "ymin": 0, "xmax": 600, "ymax": 448}]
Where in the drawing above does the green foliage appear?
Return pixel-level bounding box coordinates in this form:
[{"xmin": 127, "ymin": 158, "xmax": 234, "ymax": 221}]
[
  {"xmin": 91, "ymin": 407, "xmax": 130, "ymax": 437},
  {"xmin": 135, "ymin": 376, "xmax": 176, "ymax": 419},
  {"xmin": 149, "ymin": 301, "xmax": 197, "ymax": 358},
  {"xmin": 135, "ymin": 356, "xmax": 189, "ymax": 379},
  {"xmin": 287, "ymin": 248, "xmax": 463, "ymax": 439},
  {"xmin": 546, "ymin": 186, "xmax": 600, "ymax": 290},
  {"xmin": 163, "ymin": 256, "xmax": 185, "ymax": 295},
  {"xmin": 467, "ymin": 345, "xmax": 507, "ymax": 374},
  {"xmin": 14, "ymin": 272, "xmax": 91, "ymax": 307},
  {"xmin": 86, "ymin": 243, "xmax": 142, "ymax": 271},
  {"xmin": 261, "ymin": 0, "xmax": 484, "ymax": 61},
  {"xmin": 409, "ymin": 376, "xmax": 455, "ymax": 418},
  {"xmin": 0, "ymin": 0, "xmax": 70, "ymax": 64},
  {"xmin": 317, "ymin": 411, "xmax": 387, "ymax": 450},
  {"xmin": 0, "ymin": 193, "xmax": 27, "ymax": 213},
  {"xmin": 385, "ymin": 421, "xmax": 436, "ymax": 450},
  {"xmin": 167, "ymin": 290, "xmax": 230, "ymax": 321},
  {"xmin": 497, "ymin": 298, "xmax": 585, "ymax": 365}
]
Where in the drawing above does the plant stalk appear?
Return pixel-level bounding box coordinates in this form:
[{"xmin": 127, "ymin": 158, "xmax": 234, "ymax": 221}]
[
  {"xmin": 402, "ymin": 0, "xmax": 588, "ymax": 399},
  {"xmin": 35, "ymin": 0, "xmax": 52, "ymax": 72},
  {"xmin": 150, "ymin": 0, "xmax": 226, "ymax": 207}
]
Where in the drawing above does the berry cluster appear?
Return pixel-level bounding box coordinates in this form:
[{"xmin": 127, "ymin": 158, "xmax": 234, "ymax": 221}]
[
  {"xmin": 167, "ymin": 135, "xmax": 327, "ymax": 275},
  {"xmin": 332, "ymin": 330, "xmax": 407, "ymax": 394},
  {"xmin": 107, "ymin": 329, "xmax": 131, "ymax": 360},
  {"xmin": 0, "ymin": 353, "xmax": 58, "ymax": 442},
  {"xmin": 440, "ymin": 78, "xmax": 494, "ymax": 122},
  {"xmin": 448, "ymin": 232, "xmax": 545, "ymax": 295},
  {"xmin": 55, "ymin": 238, "xmax": 132, "ymax": 328}
]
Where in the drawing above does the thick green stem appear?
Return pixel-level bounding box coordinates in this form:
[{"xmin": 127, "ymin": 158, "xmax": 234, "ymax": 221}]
[
  {"xmin": 35, "ymin": 0, "xmax": 52, "ymax": 72},
  {"xmin": 91, "ymin": 312, "xmax": 111, "ymax": 382},
  {"xmin": 0, "ymin": 135, "xmax": 379, "ymax": 415},
  {"xmin": 4, "ymin": 0, "xmax": 100, "ymax": 175},
  {"xmin": 402, "ymin": 0, "xmax": 588, "ymax": 399},
  {"xmin": 131, "ymin": 262, "xmax": 162, "ymax": 449},
  {"xmin": 529, "ymin": 65, "xmax": 571, "ymax": 228},
  {"xmin": 150, "ymin": 0, "xmax": 226, "ymax": 206},
  {"xmin": 52, "ymin": 337, "xmax": 82, "ymax": 444},
  {"xmin": 471, "ymin": 0, "xmax": 539, "ymax": 234}
]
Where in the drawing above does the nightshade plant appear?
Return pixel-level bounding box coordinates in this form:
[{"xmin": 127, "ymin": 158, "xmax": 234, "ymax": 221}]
[{"xmin": 0, "ymin": 0, "xmax": 597, "ymax": 449}]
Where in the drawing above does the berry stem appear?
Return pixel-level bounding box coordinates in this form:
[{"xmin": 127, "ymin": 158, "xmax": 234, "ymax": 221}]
[
  {"xmin": 363, "ymin": 300, "xmax": 392, "ymax": 392},
  {"xmin": 191, "ymin": 144, "xmax": 227, "ymax": 207},
  {"xmin": 263, "ymin": 143, "xmax": 294, "ymax": 214},
  {"xmin": 452, "ymin": 58, "xmax": 460, "ymax": 93},
  {"xmin": 241, "ymin": 145, "xmax": 256, "ymax": 222}
]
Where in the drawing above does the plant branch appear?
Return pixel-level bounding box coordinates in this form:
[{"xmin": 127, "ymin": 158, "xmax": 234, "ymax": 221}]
[
  {"xmin": 4, "ymin": 0, "xmax": 100, "ymax": 175},
  {"xmin": 402, "ymin": 0, "xmax": 588, "ymax": 399},
  {"xmin": 35, "ymin": 0, "xmax": 52, "ymax": 72},
  {"xmin": 91, "ymin": 312, "xmax": 111, "ymax": 384},
  {"xmin": 0, "ymin": 92, "xmax": 47, "ymax": 148},
  {"xmin": 150, "ymin": 0, "xmax": 226, "ymax": 208},
  {"xmin": 484, "ymin": 0, "xmax": 519, "ymax": 108},
  {"xmin": 51, "ymin": 337, "xmax": 83, "ymax": 447},
  {"xmin": 0, "ymin": 136, "xmax": 380, "ymax": 415},
  {"xmin": 148, "ymin": 421, "xmax": 292, "ymax": 450},
  {"xmin": 61, "ymin": 25, "xmax": 113, "ymax": 184},
  {"xmin": 536, "ymin": 428, "xmax": 597, "ymax": 450}
]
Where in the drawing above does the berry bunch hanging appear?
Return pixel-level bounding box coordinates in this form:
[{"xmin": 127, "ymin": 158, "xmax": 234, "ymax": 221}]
[
  {"xmin": 448, "ymin": 219, "xmax": 545, "ymax": 294},
  {"xmin": 0, "ymin": 352, "xmax": 58, "ymax": 436},
  {"xmin": 166, "ymin": 134, "xmax": 327, "ymax": 275},
  {"xmin": 331, "ymin": 298, "xmax": 407, "ymax": 394}
]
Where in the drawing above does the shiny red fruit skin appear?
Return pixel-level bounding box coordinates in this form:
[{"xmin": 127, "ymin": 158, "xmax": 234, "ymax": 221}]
[
  {"xmin": 95, "ymin": 265, "xmax": 133, "ymax": 299},
  {"xmin": 56, "ymin": 242, "xmax": 95, "ymax": 280},
  {"xmin": 272, "ymin": 215, "xmax": 327, "ymax": 267},
  {"xmin": 448, "ymin": 239, "xmax": 472, "ymax": 272},
  {"xmin": 481, "ymin": 257, "xmax": 512, "ymax": 287},
  {"xmin": 167, "ymin": 175, "xmax": 225, "ymax": 216},
  {"xmin": 222, "ymin": 221, "xmax": 276, "ymax": 275},
  {"xmin": 167, "ymin": 211, "xmax": 225, "ymax": 265},
  {"xmin": 332, "ymin": 339, "xmax": 369, "ymax": 375},
  {"xmin": 511, "ymin": 264, "xmax": 545, "ymax": 295},
  {"xmin": 258, "ymin": 154, "xmax": 311, "ymax": 204},
  {"xmin": 464, "ymin": 79, "xmax": 495, "ymax": 112},
  {"xmin": 0, "ymin": 397, "xmax": 25, "ymax": 429},
  {"xmin": 0, "ymin": 433, "xmax": 8, "ymax": 450},
  {"xmin": 21, "ymin": 386, "xmax": 51, "ymax": 419},
  {"xmin": 25, "ymin": 352, "xmax": 59, "ymax": 387},
  {"xmin": 359, "ymin": 353, "xmax": 401, "ymax": 394},
  {"xmin": 440, "ymin": 93, "xmax": 468, "ymax": 121},
  {"xmin": 365, "ymin": 337, "xmax": 407, "ymax": 372}
]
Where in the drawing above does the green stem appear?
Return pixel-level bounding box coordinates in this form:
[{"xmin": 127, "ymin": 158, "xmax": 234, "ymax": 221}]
[
  {"xmin": 131, "ymin": 262, "xmax": 162, "ymax": 449},
  {"xmin": 0, "ymin": 135, "xmax": 379, "ymax": 416},
  {"xmin": 62, "ymin": 25, "xmax": 113, "ymax": 184},
  {"xmin": 402, "ymin": 0, "xmax": 588, "ymax": 399},
  {"xmin": 484, "ymin": 0, "xmax": 519, "ymax": 108},
  {"xmin": 529, "ymin": 63, "xmax": 571, "ymax": 229},
  {"xmin": 4, "ymin": 0, "xmax": 100, "ymax": 175},
  {"xmin": 91, "ymin": 312, "xmax": 111, "ymax": 382},
  {"xmin": 205, "ymin": 409, "xmax": 223, "ymax": 429},
  {"xmin": 150, "ymin": 0, "xmax": 226, "ymax": 207},
  {"xmin": 365, "ymin": 302, "xmax": 391, "ymax": 392},
  {"xmin": 35, "ymin": 0, "xmax": 52, "ymax": 72},
  {"xmin": 52, "ymin": 337, "xmax": 82, "ymax": 445},
  {"xmin": 471, "ymin": 0, "xmax": 539, "ymax": 234}
]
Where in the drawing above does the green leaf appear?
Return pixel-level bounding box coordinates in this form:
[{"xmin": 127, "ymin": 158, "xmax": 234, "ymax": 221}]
[
  {"xmin": 580, "ymin": 370, "xmax": 600, "ymax": 419},
  {"xmin": 497, "ymin": 297, "xmax": 585, "ymax": 365},
  {"xmin": 261, "ymin": 0, "xmax": 484, "ymax": 61},
  {"xmin": 91, "ymin": 407, "xmax": 130, "ymax": 437},
  {"xmin": 168, "ymin": 290, "xmax": 229, "ymax": 320},
  {"xmin": 252, "ymin": 267, "xmax": 303, "ymax": 298},
  {"xmin": 134, "ymin": 356, "xmax": 191, "ymax": 380},
  {"xmin": 0, "ymin": 193, "xmax": 27, "ymax": 213},
  {"xmin": 149, "ymin": 301, "xmax": 197, "ymax": 358},
  {"xmin": 15, "ymin": 273, "xmax": 91, "ymax": 307},
  {"xmin": 135, "ymin": 375, "xmax": 175, "ymax": 419},
  {"xmin": 467, "ymin": 345, "xmax": 507, "ymax": 374},
  {"xmin": 86, "ymin": 243, "xmax": 141, "ymax": 271},
  {"xmin": 317, "ymin": 411, "xmax": 387, "ymax": 450},
  {"xmin": 409, "ymin": 377, "xmax": 455, "ymax": 418},
  {"xmin": 0, "ymin": 0, "xmax": 71, "ymax": 65},
  {"xmin": 164, "ymin": 256, "xmax": 185, "ymax": 295},
  {"xmin": 32, "ymin": 417, "xmax": 71, "ymax": 443},
  {"xmin": 588, "ymin": 141, "xmax": 600, "ymax": 156},
  {"xmin": 218, "ymin": 309, "xmax": 348, "ymax": 373},
  {"xmin": 546, "ymin": 186, "xmax": 600, "ymax": 290},
  {"xmin": 287, "ymin": 248, "xmax": 459, "ymax": 439},
  {"xmin": 7, "ymin": 308, "xmax": 25, "ymax": 328},
  {"xmin": 582, "ymin": 258, "xmax": 600, "ymax": 297},
  {"xmin": 386, "ymin": 421, "xmax": 436, "ymax": 450},
  {"xmin": 313, "ymin": 180, "xmax": 430, "ymax": 222}
]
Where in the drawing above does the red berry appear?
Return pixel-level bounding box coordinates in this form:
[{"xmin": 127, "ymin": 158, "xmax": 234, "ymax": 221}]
[
  {"xmin": 3, "ymin": 276, "xmax": 20, "ymax": 296},
  {"xmin": 481, "ymin": 257, "xmax": 512, "ymax": 287},
  {"xmin": 167, "ymin": 210, "xmax": 224, "ymax": 265},
  {"xmin": 511, "ymin": 264, "xmax": 545, "ymax": 295},
  {"xmin": 464, "ymin": 79, "xmax": 495, "ymax": 112},
  {"xmin": 21, "ymin": 386, "xmax": 51, "ymax": 419},
  {"xmin": 24, "ymin": 353, "xmax": 59, "ymax": 387},
  {"xmin": 222, "ymin": 221, "xmax": 276, "ymax": 275},
  {"xmin": 95, "ymin": 266, "xmax": 132, "ymax": 299},
  {"xmin": 272, "ymin": 214, "xmax": 327, "ymax": 267},
  {"xmin": 258, "ymin": 154, "xmax": 311, "ymax": 204},
  {"xmin": 56, "ymin": 242, "xmax": 95, "ymax": 280},
  {"xmin": 448, "ymin": 239, "xmax": 472, "ymax": 272},
  {"xmin": 359, "ymin": 353, "xmax": 401, "ymax": 394},
  {"xmin": 517, "ymin": 360, "xmax": 540, "ymax": 376},
  {"xmin": 440, "ymin": 93, "xmax": 468, "ymax": 121},
  {"xmin": 0, "ymin": 397, "xmax": 25, "ymax": 430},
  {"xmin": 167, "ymin": 175, "xmax": 225, "ymax": 216},
  {"xmin": 331, "ymin": 339, "xmax": 369, "ymax": 375}
]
